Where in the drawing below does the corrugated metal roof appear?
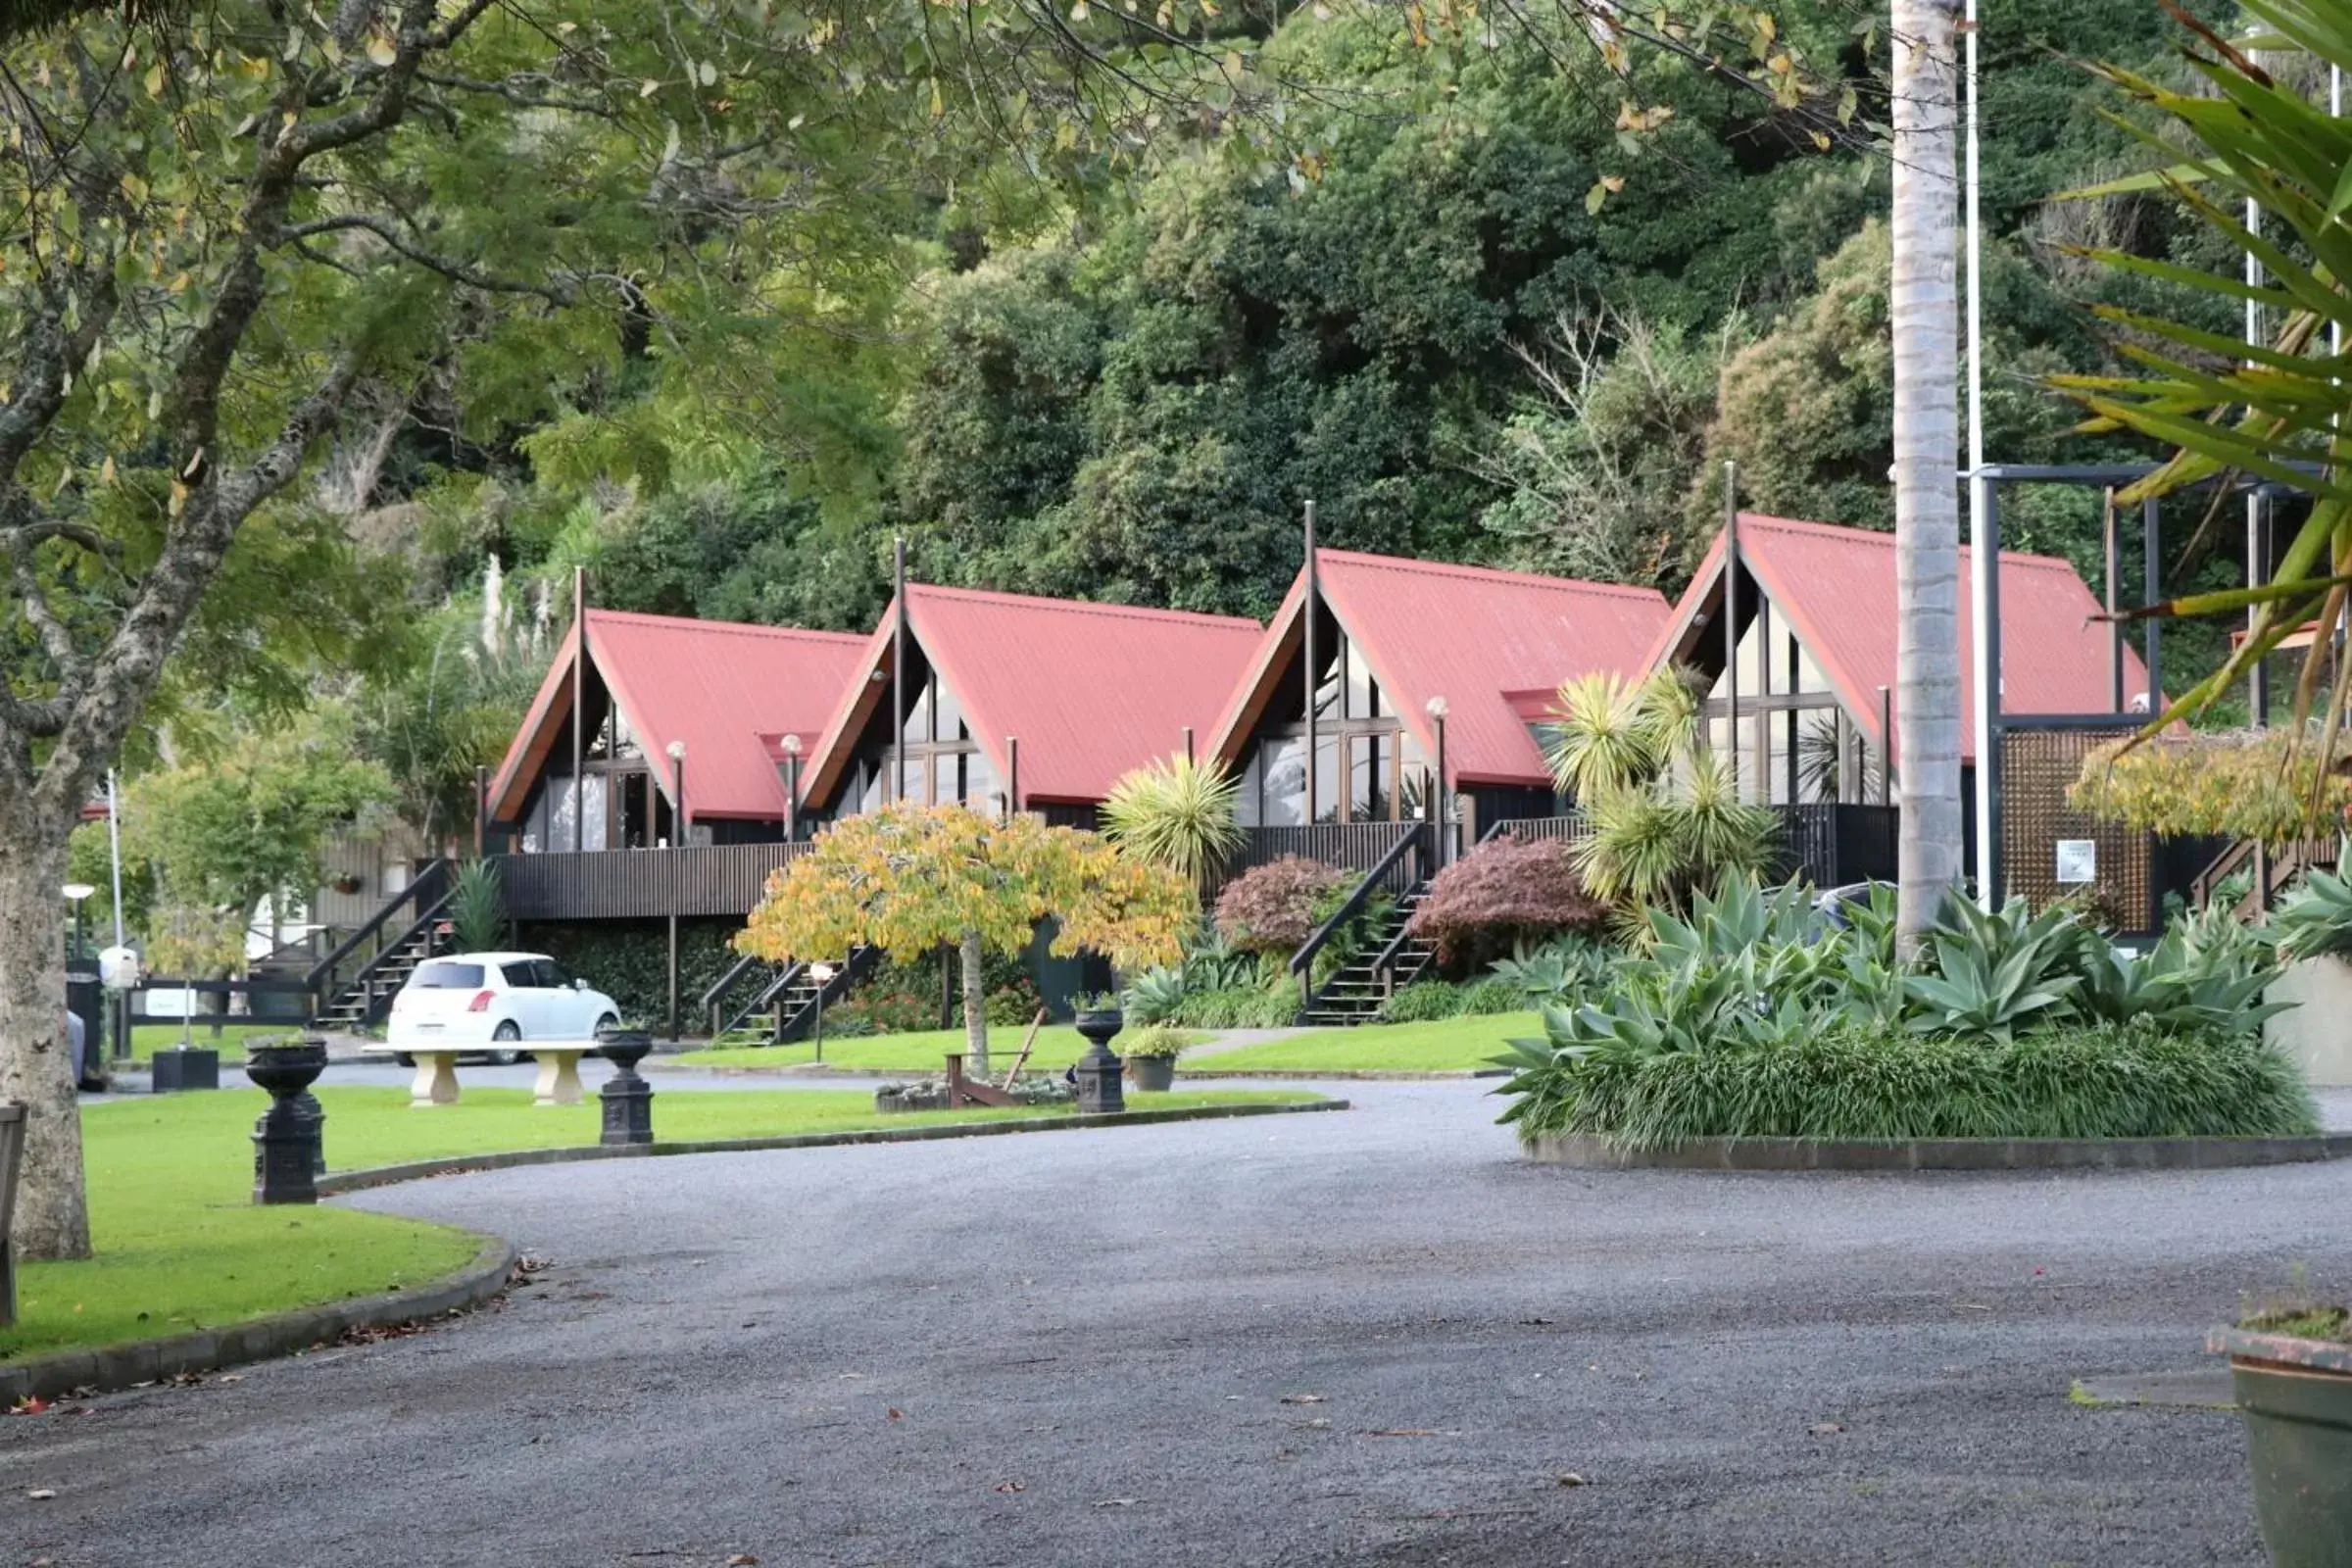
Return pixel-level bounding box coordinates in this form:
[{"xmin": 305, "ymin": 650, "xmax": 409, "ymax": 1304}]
[
  {"xmin": 800, "ymin": 585, "xmax": 1265, "ymax": 807},
  {"xmin": 1210, "ymin": 551, "xmax": 1673, "ymax": 789},
  {"xmin": 1649, "ymin": 514, "xmax": 2152, "ymax": 763},
  {"xmin": 488, "ymin": 610, "xmax": 869, "ymax": 824}
]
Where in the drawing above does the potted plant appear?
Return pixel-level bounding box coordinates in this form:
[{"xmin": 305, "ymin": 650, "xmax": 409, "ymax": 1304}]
[
  {"xmin": 1119, "ymin": 1023, "xmax": 1191, "ymax": 1092},
  {"xmin": 2211, "ymin": 1305, "xmax": 2352, "ymax": 1565}
]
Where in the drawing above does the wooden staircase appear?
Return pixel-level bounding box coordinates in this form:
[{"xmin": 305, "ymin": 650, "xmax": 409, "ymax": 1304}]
[
  {"xmin": 307, "ymin": 862, "xmax": 455, "ymax": 1031},
  {"xmin": 2191, "ymin": 835, "xmax": 2341, "ymax": 919},
  {"xmin": 1295, "ymin": 880, "xmax": 1439, "ymax": 1026},
  {"xmin": 704, "ymin": 946, "xmax": 879, "ymax": 1042},
  {"xmin": 1287, "ymin": 823, "xmax": 1441, "ymax": 1028}
]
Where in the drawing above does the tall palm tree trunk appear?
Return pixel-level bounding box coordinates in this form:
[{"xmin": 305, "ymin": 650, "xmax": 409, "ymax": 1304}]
[{"xmin": 1890, "ymin": 0, "xmax": 1966, "ymax": 954}]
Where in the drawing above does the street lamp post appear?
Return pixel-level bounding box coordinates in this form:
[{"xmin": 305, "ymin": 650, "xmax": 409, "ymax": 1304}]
[
  {"xmin": 665, "ymin": 740, "xmax": 686, "ymax": 1042},
  {"xmin": 62, "ymin": 883, "xmax": 94, "ymax": 964},
  {"xmin": 782, "ymin": 732, "xmax": 803, "ymax": 842},
  {"xmin": 1425, "ymin": 695, "xmax": 1449, "ymax": 869},
  {"xmin": 808, "ymin": 961, "xmax": 837, "ymax": 1063}
]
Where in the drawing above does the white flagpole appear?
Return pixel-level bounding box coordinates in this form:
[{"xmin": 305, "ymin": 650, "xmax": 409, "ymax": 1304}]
[{"xmin": 1965, "ymin": 0, "xmax": 1994, "ymax": 907}]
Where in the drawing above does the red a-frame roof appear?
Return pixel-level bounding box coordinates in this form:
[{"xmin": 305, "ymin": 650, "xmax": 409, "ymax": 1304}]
[
  {"xmin": 488, "ymin": 609, "xmax": 868, "ymax": 825},
  {"xmin": 1207, "ymin": 550, "xmax": 1674, "ymax": 789},
  {"xmin": 799, "ymin": 584, "xmax": 1264, "ymax": 808},
  {"xmin": 1647, "ymin": 514, "xmax": 2152, "ymax": 763}
]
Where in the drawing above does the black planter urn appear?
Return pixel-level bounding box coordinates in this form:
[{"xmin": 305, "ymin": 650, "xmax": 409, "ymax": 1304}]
[
  {"xmin": 247, "ymin": 1039, "xmax": 329, "ymax": 1204},
  {"xmin": 1071, "ymin": 1007, "xmax": 1126, "ymax": 1115},
  {"xmin": 598, "ymin": 1028, "xmax": 656, "ymax": 1147}
]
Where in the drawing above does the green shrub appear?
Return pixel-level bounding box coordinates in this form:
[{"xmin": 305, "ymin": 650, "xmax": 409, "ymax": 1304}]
[
  {"xmin": 1166, "ymin": 984, "xmax": 1297, "ymax": 1030},
  {"xmin": 1214, "ymin": 857, "xmax": 1348, "ymax": 954},
  {"xmin": 1497, "ymin": 1014, "xmax": 2318, "ymax": 1150},
  {"xmin": 1493, "ymin": 874, "xmax": 2313, "ymax": 1149},
  {"xmin": 517, "ymin": 919, "xmax": 742, "ymax": 1024},
  {"xmin": 1382, "ymin": 981, "xmax": 1465, "ymax": 1022},
  {"xmin": 1382, "ymin": 975, "xmax": 1527, "ymax": 1022},
  {"xmin": 1119, "ymin": 1023, "xmax": 1200, "ymax": 1059}
]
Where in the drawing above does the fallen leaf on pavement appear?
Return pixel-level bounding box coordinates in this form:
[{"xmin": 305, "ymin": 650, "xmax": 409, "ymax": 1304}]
[
  {"xmin": 1361, "ymin": 1429, "xmax": 1452, "ymax": 1438},
  {"xmin": 886, "ymin": 1407, "xmax": 902, "ymax": 1422},
  {"xmin": 27, "ymin": 1488, "xmax": 57, "ymax": 1500},
  {"xmin": 1555, "ymin": 1472, "xmax": 1588, "ymax": 1488},
  {"xmin": 995, "ymin": 1481, "xmax": 1025, "ymax": 1494},
  {"xmin": 1809, "ymin": 1422, "xmax": 1843, "ymax": 1435},
  {"xmin": 725, "ymin": 1555, "xmax": 760, "ymax": 1566},
  {"xmin": 1093, "ymin": 1498, "xmax": 1139, "ymax": 1508},
  {"xmin": 1280, "ymin": 1393, "xmax": 1325, "ymax": 1404}
]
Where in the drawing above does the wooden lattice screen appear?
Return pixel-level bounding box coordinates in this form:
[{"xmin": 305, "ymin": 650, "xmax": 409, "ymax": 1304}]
[{"xmin": 1998, "ymin": 723, "xmax": 2156, "ymax": 934}]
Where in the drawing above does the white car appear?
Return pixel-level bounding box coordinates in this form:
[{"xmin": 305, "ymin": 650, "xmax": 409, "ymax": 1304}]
[{"xmin": 387, "ymin": 952, "xmax": 621, "ymax": 1065}]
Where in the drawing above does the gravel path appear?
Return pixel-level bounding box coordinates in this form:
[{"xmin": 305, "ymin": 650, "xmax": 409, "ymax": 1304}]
[{"xmin": 8, "ymin": 1081, "xmax": 2350, "ymax": 1567}]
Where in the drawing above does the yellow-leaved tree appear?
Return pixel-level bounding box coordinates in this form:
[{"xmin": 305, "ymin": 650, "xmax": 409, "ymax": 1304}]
[{"xmin": 738, "ymin": 805, "xmax": 1192, "ymax": 1074}]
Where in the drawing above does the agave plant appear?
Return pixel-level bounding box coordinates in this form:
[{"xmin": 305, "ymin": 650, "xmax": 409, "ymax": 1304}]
[
  {"xmin": 1101, "ymin": 755, "xmax": 1245, "ymax": 883},
  {"xmin": 449, "ymin": 858, "xmax": 505, "ymax": 955},
  {"xmin": 1902, "ymin": 897, "xmax": 2088, "ymax": 1043},
  {"xmin": 2270, "ymin": 867, "xmax": 2352, "ymax": 961}
]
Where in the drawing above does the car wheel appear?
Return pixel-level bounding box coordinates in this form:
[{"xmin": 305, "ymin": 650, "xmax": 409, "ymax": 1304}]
[{"xmin": 489, "ymin": 1019, "xmax": 522, "ymax": 1067}]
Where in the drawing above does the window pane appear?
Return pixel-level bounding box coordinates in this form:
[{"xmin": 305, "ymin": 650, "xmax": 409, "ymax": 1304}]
[
  {"xmin": 934, "ymin": 678, "xmax": 965, "ymax": 745},
  {"xmin": 1261, "ymin": 737, "xmax": 1305, "ymax": 826},
  {"xmin": 901, "ymin": 759, "xmax": 929, "ymax": 805},
  {"xmin": 412, "ymin": 962, "xmax": 486, "ymax": 988},
  {"xmin": 902, "ymin": 679, "xmax": 933, "ymax": 745},
  {"xmin": 581, "ymin": 774, "xmax": 608, "ymax": 849},
  {"xmin": 1313, "ymin": 631, "xmax": 1342, "ymax": 718},
  {"xmin": 1235, "ymin": 747, "xmax": 1262, "ymax": 828},
  {"xmin": 1345, "ymin": 641, "xmax": 1378, "ymax": 720},
  {"xmin": 1349, "ymin": 734, "xmax": 1390, "ymax": 822},
  {"xmin": 963, "ymin": 745, "xmax": 1000, "ymax": 812},
  {"xmin": 1312, "ymin": 734, "xmax": 1341, "ymax": 823},
  {"xmin": 858, "ymin": 760, "xmax": 887, "ymax": 816}
]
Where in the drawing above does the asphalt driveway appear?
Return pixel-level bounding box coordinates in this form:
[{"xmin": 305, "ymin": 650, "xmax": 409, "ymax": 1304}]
[{"xmin": 6, "ymin": 1081, "xmax": 2347, "ymax": 1567}]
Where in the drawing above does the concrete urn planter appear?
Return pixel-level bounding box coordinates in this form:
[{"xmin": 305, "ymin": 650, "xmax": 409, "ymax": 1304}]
[{"xmin": 2212, "ymin": 1324, "xmax": 2352, "ymax": 1567}]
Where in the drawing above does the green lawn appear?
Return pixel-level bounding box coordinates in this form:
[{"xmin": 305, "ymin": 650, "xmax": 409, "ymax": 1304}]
[
  {"xmin": 674, "ymin": 1024, "xmax": 1092, "ymax": 1074},
  {"xmin": 5, "ymin": 1083, "xmax": 1318, "ymax": 1364},
  {"xmin": 1198, "ymin": 1011, "xmax": 1542, "ymax": 1073},
  {"xmin": 126, "ymin": 1020, "xmax": 291, "ymax": 1062}
]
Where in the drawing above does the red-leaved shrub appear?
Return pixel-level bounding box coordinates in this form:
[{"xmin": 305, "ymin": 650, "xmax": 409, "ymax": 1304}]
[
  {"xmin": 1214, "ymin": 857, "xmax": 1348, "ymax": 954},
  {"xmin": 1405, "ymin": 836, "xmax": 1607, "ymax": 967}
]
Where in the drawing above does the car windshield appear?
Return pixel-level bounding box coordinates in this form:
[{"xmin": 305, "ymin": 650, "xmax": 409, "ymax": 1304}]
[{"xmin": 411, "ymin": 962, "xmax": 486, "ymax": 989}]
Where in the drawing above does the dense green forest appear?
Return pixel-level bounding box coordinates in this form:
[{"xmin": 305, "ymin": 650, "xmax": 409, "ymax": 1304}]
[{"xmin": 127, "ymin": 0, "xmax": 2251, "ymax": 857}]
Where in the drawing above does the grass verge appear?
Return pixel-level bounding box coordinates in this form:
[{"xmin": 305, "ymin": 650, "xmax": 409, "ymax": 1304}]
[
  {"xmin": 1198, "ymin": 1012, "xmax": 1539, "ymax": 1074},
  {"xmin": 673, "ymin": 1025, "xmax": 1092, "ymax": 1073},
  {"xmin": 126, "ymin": 1020, "xmax": 290, "ymax": 1062},
  {"xmin": 5, "ymin": 1084, "xmax": 1317, "ymax": 1364}
]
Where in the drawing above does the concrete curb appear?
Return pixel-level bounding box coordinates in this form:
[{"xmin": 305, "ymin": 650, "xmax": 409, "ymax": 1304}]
[
  {"xmin": 0, "ymin": 1235, "xmax": 516, "ymax": 1406},
  {"xmin": 317, "ymin": 1098, "xmax": 1349, "ymax": 1197},
  {"xmin": 656, "ymin": 1059, "xmax": 1504, "ymax": 1083},
  {"xmin": 1527, "ymin": 1131, "xmax": 2352, "ymax": 1172}
]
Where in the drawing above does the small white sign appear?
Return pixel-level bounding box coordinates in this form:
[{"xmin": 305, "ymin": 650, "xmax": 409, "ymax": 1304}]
[{"xmin": 2054, "ymin": 839, "xmax": 2097, "ymax": 886}]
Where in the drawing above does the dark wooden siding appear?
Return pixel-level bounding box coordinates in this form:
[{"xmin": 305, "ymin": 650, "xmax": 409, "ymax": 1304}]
[{"xmin": 497, "ymin": 844, "xmax": 809, "ymax": 921}]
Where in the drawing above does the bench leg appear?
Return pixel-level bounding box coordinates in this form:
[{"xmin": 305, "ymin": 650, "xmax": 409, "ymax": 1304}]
[
  {"xmin": 411, "ymin": 1054, "xmax": 460, "ymax": 1107},
  {"xmin": 534, "ymin": 1053, "xmax": 584, "ymax": 1106}
]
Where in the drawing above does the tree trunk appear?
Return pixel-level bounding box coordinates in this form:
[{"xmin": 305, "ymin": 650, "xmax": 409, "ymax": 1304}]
[
  {"xmin": 1890, "ymin": 0, "xmax": 1966, "ymax": 956},
  {"xmin": 0, "ymin": 826, "xmax": 92, "ymax": 1260},
  {"xmin": 960, "ymin": 928, "xmax": 989, "ymax": 1077}
]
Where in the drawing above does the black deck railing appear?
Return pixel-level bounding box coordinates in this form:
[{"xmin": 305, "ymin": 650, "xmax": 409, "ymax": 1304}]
[
  {"xmin": 1205, "ymin": 822, "xmax": 1423, "ymax": 902},
  {"xmin": 495, "ymin": 843, "xmax": 810, "ymax": 921}
]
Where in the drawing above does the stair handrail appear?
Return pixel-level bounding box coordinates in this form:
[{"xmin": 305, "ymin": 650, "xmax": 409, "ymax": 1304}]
[
  {"xmin": 717, "ymin": 959, "xmax": 807, "ymax": 1041},
  {"xmin": 1288, "ymin": 824, "xmax": 1427, "ymax": 997},
  {"xmin": 698, "ymin": 948, "xmax": 770, "ymax": 1030},
  {"xmin": 776, "ymin": 945, "xmax": 881, "ymax": 1042},
  {"xmin": 1367, "ymin": 903, "xmax": 1427, "ymax": 979},
  {"xmin": 2192, "ymin": 837, "xmax": 2257, "ymax": 910},
  {"xmin": 305, "ymin": 859, "xmax": 451, "ymax": 994},
  {"xmin": 322, "ymin": 884, "xmax": 461, "ymax": 1026}
]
